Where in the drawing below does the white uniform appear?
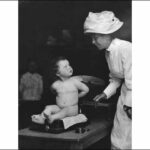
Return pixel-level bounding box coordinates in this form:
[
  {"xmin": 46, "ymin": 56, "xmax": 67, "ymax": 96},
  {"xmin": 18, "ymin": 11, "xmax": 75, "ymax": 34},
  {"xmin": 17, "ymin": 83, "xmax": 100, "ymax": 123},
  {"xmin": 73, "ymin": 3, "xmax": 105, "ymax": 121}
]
[{"xmin": 103, "ymin": 38, "xmax": 132, "ymax": 149}]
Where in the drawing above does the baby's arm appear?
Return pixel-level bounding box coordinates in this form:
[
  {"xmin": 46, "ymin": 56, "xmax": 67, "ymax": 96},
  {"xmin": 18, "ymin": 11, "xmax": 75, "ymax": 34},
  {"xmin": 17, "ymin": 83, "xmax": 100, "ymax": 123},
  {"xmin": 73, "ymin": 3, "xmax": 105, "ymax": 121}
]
[
  {"xmin": 50, "ymin": 81, "xmax": 58, "ymax": 95},
  {"xmin": 75, "ymin": 79, "xmax": 89, "ymax": 98}
]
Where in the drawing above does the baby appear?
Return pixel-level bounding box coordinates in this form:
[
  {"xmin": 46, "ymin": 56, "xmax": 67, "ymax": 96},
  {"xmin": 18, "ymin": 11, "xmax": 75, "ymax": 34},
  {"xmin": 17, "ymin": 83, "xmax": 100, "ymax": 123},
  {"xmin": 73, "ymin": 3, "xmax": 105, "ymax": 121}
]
[{"xmin": 31, "ymin": 56, "xmax": 89, "ymax": 124}]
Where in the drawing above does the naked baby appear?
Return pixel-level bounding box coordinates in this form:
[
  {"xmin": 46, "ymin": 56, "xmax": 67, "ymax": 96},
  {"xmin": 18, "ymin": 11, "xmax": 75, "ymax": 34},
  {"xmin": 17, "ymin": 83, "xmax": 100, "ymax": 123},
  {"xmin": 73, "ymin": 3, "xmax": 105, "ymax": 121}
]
[{"xmin": 31, "ymin": 56, "xmax": 89, "ymax": 124}]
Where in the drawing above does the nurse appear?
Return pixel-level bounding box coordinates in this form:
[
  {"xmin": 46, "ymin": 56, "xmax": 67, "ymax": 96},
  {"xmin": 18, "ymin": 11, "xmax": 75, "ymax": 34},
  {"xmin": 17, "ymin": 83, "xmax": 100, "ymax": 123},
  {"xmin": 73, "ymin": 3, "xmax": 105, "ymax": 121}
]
[{"xmin": 83, "ymin": 11, "xmax": 132, "ymax": 149}]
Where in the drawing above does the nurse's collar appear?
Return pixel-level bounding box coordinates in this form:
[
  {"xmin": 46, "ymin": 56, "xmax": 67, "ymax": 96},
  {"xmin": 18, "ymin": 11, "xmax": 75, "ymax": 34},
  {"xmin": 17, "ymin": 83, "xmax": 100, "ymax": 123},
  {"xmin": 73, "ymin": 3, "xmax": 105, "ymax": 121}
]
[{"xmin": 106, "ymin": 38, "xmax": 117, "ymax": 52}]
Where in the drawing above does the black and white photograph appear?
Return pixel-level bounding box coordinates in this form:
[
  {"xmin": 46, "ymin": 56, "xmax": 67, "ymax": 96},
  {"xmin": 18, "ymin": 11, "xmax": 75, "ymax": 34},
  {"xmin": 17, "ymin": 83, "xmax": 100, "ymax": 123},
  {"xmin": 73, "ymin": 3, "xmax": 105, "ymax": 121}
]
[
  {"xmin": 18, "ymin": 0, "xmax": 132, "ymax": 149},
  {"xmin": 2, "ymin": 0, "xmax": 150, "ymax": 149}
]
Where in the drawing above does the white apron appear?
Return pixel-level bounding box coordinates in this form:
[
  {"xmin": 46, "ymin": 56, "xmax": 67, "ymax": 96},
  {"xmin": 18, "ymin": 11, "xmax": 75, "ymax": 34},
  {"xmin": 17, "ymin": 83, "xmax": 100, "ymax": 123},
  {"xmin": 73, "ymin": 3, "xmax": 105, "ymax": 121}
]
[{"xmin": 111, "ymin": 83, "xmax": 132, "ymax": 149}]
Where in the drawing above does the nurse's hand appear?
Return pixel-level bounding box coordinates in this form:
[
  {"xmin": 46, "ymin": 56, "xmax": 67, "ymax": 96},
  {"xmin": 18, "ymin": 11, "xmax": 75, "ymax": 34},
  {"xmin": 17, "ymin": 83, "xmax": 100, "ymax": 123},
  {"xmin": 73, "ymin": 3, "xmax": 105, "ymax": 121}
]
[{"xmin": 93, "ymin": 92, "xmax": 107, "ymax": 102}]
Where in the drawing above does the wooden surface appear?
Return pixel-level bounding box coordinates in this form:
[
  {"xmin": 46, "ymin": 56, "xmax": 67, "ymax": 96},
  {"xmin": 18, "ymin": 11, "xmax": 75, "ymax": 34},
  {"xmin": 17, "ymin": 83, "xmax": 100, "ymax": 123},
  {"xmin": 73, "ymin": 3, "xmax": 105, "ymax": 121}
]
[{"xmin": 19, "ymin": 118, "xmax": 113, "ymax": 150}]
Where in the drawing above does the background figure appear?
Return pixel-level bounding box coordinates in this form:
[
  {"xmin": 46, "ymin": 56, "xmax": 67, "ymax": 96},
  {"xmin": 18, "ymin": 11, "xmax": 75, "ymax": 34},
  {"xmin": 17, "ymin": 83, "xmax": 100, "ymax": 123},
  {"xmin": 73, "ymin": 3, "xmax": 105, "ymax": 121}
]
[
  {"xmin": 84, "ymin": 11, "xmax": 132, "ymax": 149},
  {"xmin": 19, "ymin": 60, "xmax": 43, "ymax": 101},
  {"xmin": 60, "ymin": 29, "xmax": 73, "ymax": 45},
  {"xmin": 46, "ymin": 35, "xmax": 57, "ymax": 46},
  {"xmin": 19, "ymin": 60, "xmax": 44, "ymax": 129}
]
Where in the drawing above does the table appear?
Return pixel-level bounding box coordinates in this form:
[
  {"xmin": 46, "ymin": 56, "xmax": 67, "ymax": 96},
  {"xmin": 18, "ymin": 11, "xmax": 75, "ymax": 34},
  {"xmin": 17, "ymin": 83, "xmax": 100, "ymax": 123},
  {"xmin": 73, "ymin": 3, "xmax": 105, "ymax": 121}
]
[{"xmin": 19, "ymin": 118, "xmax": 113, "ymax": 150}]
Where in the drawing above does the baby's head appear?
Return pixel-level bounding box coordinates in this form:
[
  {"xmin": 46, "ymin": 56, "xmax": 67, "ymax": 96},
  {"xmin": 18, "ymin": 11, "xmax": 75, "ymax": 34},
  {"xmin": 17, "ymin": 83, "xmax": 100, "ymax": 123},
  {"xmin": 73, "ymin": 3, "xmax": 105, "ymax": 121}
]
[{"xmin": 50, "ymin": 56, "xmax": 73, "ymax": 81}]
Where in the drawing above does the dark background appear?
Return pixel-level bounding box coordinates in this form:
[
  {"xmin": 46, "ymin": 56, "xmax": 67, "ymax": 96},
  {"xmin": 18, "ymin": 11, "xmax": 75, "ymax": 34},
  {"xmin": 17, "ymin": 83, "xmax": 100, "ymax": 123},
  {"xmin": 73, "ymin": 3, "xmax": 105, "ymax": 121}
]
[
  {"xmin": 19, "ymin": 0, "xmax": 131, "ymax": 102},
  {"xmin": 18, "ymin": 2, "xmax": 131, "ymax": 143}
]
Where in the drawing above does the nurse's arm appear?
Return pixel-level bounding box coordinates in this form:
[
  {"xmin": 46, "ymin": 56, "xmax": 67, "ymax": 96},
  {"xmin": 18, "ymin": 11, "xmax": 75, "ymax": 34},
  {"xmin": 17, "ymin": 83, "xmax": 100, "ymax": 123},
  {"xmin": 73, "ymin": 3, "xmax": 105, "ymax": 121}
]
[{"xmin": 103, "ymin": 73, "xmax": 122, "ymax": 99}]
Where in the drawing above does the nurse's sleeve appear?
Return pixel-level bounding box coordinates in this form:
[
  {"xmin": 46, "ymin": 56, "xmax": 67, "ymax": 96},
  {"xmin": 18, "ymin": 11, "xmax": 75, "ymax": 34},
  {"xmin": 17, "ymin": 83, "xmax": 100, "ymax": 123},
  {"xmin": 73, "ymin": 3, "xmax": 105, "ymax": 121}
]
[
  {"xmin": 122, "ymin": 43, "xmax": 132, "ymax": 107},
  {"xmin": 103, "ymin": 73, "xmax": 122, "ymax": 99}
]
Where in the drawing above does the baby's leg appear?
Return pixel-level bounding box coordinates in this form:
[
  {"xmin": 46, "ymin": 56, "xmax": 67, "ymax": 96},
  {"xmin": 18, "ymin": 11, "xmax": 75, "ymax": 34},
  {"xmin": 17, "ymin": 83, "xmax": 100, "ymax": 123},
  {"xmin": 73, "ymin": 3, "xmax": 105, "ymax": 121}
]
[
  {"xmin": 42, "ymin": 105, "xmax": 61, "ymax": 117},
  {"xmin": 48, "ymin": 108, "xmax": 68, "ymax": 124},
  {"xmin": 31, "ymin": 114, "xmax": 46, "ymax": 124},
  {"xmin": 49, "ymin": 105, "xmax": 78, "ymax": 124},
  {"xmin": 31, "ymin": 105, "xmax": 60, "ymax": 124}
]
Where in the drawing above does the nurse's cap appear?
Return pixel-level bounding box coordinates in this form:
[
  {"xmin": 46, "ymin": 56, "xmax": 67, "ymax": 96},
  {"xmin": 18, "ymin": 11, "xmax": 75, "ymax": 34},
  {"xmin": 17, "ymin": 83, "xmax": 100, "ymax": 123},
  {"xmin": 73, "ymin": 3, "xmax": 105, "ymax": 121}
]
[{"xmin": 84, "ymin": 11, "xmax": 124, "ymax": 34}]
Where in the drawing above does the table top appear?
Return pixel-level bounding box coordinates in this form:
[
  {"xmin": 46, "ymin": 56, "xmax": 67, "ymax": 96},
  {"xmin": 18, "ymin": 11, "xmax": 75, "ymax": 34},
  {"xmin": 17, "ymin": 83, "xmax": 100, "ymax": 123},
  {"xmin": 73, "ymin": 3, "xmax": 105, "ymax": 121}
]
[{"xmin": 19, "ymin": 118, "xmax": 112, "ymax": 142}]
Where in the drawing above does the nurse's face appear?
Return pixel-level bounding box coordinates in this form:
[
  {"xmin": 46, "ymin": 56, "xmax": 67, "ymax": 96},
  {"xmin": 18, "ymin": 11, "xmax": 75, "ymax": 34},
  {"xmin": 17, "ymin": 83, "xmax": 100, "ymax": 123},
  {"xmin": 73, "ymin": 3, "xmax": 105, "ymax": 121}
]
[{"xmin": 91, "ymin": 34, "xmax": 112, "ymax": 50}]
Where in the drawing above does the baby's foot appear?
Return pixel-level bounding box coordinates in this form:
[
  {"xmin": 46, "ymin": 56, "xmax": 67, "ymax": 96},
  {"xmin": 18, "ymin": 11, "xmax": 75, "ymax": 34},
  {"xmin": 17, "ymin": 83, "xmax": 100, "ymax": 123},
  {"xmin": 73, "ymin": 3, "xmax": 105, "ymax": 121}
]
[
  {"xmin": 31, "ymin": 114, "xmax": 45, "ymax": 124},
  {"xmin": 43, "ymin": 113, "xmax": 54, "ymax": 124},
  {"xmin": 48, "ymin": 116, "xmax": 54, "ymax": 124}
]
